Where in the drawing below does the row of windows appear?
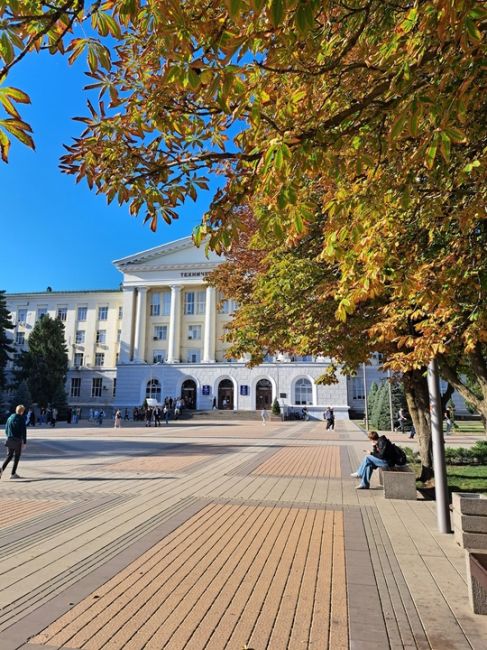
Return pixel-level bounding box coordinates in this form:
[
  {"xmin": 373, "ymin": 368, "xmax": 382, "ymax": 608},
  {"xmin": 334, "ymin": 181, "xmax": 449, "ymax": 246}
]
[
  {"xmin": 14, "ymin": 295, "xmax": 238, "ymax": 327},
  {"xmin": 153, "ymin": 324, "xmax": 202, "ymax": 341},
  {"xmin": 70, "ymin": 377, "xmax": 116, "ymax": 398},
  {"xmin": 149, "ymin": 292, "xmax": 238, "ymax": 317},
  {"xmin": 14, "ymin": 305, "xmax": 123, "ymax": 324},
  {"xmin": 74, "ymin": 352, "xmax": 115, "ymax": 367}
]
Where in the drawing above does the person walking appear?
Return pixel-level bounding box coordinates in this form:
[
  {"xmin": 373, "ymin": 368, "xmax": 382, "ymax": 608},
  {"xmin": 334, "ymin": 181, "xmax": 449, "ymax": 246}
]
[
  {"xmin": 114, "ymin": 409, "xmax": 122, "ymax": 428},
  {"xmin": 261, "ymin": 408, "xmax": 268, "ymax": 425},
  {"xmin": 51, "ymin": 407, "xmax": 58, "ymax": 427},
  {"xmin": 2, "ymin": 405, "xmax": 27, "ymax": 480}
]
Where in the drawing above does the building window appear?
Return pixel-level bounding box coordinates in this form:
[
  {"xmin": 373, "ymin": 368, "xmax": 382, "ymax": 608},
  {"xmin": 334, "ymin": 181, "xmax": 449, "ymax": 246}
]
[
  {"xmin": 17, "ymin": 308, "xmax": 27, "ymax": 324},
  {"xmin": 295, "ymin": 378, "xmax": 313, "ymax": 405},
  {"xmin": 186, "ymin": 349, "xmax": 201, "ymax": 363},
  {"xmin": 219, "ymin": 298, "xmax": 238, "ymax": 314},
  {"xmin": 95, "ymin": 352, "xmax": 105, "ymax": 367},
  {"xmin": 153, "ymin": 325, "xmax": 167, "ymax": 340},
  {"xmin": 70, "ymin": 378, "xmax": 81, "ymax": 397},
  {"xmin": 294, "ymin": 355, "xmax": 313, "ymax": 363},
  {"xmin": 196, "ymin": 290, "xmax": 206, "ymax": 314},
  {"xmin": 91, "ymin": 378, "xmax": 102, "ymax": 397},
  {"xmin": 75, "ymin": 330, "xmax": 85, "ymax": 344},
  {"xmin": 184, "ymin": 291, "xmax": 205, "ymax": 315},
  {"xmin": 98, "ymin": 306, "xmax": 108, "ymax": 321},
  {"xmin": 112, "ymin": 378, "xmax": 117, "ymax": 397},
  {"xmin": 74, "ymin": 352, "xmax": 84, "ymax": 367},
  {"xmin": 78, "ymin": 306, "xmax": 87, "ymax": 321},
  {"xmin": 15, "ymin": 332, "xmax": 25, "ymax": 345},
  {"xmin": 188, "ymin": 325, "xmax": 201, "ymax": 340},
  {"xmin": 153, "ymin": 351, "xmax": 165, "ymax": 363},
  {"xmin": 146, "ymin": 379, "xmax": 161, "ymax": 400},
  {"xmin": 184, "ymin": 292, "xmax": 195, "ymax": 315},
  {"xmin": 37, "ymin": 306, "xmax": 48, "ymax": 319},
  {"xmin": 118, "ymin": 306, "xmax": 123, "ymax": 320},
  {"xmin": 117, "ymin": 329, "xmax": 121, "ymax": 342},
  {"xmin": 150, "ymin": 293, "xmax": 160, "ymax": 316},
  {"xmin": 96, "ymin": 330, "xmax": 106, "ymax": 344},
  {"xmin": 351, "ymin": 377, "xmax": 365, "ymax": 400},
  {"xmin": 57, "ymin": 307, "xmax": 67, "ymax": 321},
  {"xmin": 162, "ymin": 292, "xmax": 171, "ymax": 316}
]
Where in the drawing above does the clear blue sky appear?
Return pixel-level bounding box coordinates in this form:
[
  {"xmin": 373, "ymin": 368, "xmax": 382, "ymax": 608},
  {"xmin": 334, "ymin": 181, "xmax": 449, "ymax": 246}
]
[{"xmin": 0, "ymin": 51, "xmax": 217, "ymax": 294}]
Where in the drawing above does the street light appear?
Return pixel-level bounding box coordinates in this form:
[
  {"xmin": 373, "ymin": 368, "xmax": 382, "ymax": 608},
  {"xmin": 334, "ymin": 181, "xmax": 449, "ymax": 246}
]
[{"xmin": 362, "ymin": 363, "xmax": 369, "ymax": 430}]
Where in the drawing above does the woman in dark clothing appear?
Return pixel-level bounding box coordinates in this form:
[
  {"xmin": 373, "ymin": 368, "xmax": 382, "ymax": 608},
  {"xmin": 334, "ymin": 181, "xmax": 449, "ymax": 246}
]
[{"xmin": 2, "ymin": 404, "xmax": 27, "ymax": 480}]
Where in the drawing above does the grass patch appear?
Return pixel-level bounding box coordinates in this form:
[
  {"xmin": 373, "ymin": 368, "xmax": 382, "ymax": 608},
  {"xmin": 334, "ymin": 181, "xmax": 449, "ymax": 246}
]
[
  {"xmin": 450, "ymin": 420, "xmax": 486, "ymax": 434},
  {"xmin": 446, "ymin": 465, "xmax": 487, "ymax": 493}
]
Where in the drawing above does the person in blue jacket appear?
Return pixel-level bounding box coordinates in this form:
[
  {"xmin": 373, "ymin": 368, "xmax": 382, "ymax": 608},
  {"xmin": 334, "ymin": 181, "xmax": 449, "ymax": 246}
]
[{"xmin": 1, "ymin": 404, "xmax": 27, "ymax": 480}]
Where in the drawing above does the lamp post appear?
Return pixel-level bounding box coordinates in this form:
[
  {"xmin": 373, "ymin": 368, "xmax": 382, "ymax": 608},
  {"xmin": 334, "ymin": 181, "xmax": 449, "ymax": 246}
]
[
  {"xmin": 362, "ymin": 363, "xmax": 369, "ymax": 430},
  {"xmin": 427, "ymin": 359, "xmax": 451, "ymax": 534},
  {"xmin": 387, "ymin": 369, "xmax": 394, "ymax": 432}
]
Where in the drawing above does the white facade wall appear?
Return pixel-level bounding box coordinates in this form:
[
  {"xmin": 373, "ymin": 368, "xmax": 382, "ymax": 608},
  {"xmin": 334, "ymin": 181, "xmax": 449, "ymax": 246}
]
[{"xmin": 5, "ymin": 235, "xmax": 469, "ymax": 418}]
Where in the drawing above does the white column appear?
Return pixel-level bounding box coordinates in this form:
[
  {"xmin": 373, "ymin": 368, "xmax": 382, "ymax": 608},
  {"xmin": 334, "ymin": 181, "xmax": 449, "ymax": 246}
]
[
  {"xmin": 202, "ymin": 286, "xmax": 216, "ymax": 363},
  {"xmin": 167, "ymin": 285, "xmax": 181, "ymax": 363},
  {"xmin": 119, "ymin": 287, "xmax": 136, "ymax": 363},
  {"xmin": 133, "ymin": 287, "xmax": 148, "ymax": 362}
]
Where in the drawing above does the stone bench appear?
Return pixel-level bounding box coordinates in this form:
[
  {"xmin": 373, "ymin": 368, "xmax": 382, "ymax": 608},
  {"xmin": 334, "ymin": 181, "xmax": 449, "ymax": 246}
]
[
  {"xmin": 452, "ymin": 492, "xmax": 487, "ymax": 615},
  {"xmin": 378, "ymin": 465, "xmax": 417, "ymax": 500}
]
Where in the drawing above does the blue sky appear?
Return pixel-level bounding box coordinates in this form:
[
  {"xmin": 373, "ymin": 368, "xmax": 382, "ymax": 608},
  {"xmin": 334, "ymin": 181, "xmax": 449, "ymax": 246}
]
[{"xmin": 0, "ymin": 51, "xmax": 216, "ymax": 294}]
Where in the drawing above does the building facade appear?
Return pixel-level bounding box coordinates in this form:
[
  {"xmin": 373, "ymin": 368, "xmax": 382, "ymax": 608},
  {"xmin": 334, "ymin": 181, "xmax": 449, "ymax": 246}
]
[{"xmin": 4, "ymin": 236, "xmax": 467, "ymax": 419}]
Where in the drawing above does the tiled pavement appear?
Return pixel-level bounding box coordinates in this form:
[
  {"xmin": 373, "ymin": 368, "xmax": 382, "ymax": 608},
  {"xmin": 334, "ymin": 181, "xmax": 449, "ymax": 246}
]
[{"xmin": 0, "ymin": 420, "xmax": 486, "ymax": 649}]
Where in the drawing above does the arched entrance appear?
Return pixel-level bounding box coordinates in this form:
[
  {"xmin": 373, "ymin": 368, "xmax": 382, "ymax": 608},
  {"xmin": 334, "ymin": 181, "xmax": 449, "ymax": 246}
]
[
  {"xmin": 218, "ymin": 379, "xmax": 234, "ymax": 410},
  {"xmin": 181, "ymin": 379, "xmax": 197, "ymax": 409},
  {"xmin": 256, "ymin": 378, "xmax": 272, "ymax": 409}
]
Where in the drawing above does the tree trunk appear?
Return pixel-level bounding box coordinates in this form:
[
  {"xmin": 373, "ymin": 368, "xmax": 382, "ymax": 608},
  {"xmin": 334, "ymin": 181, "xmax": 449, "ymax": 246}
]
[
  {"xmin": 439, "ymin": 348, "xmax": 487, "ymax": 435},
  {"xmin": 403, "ymin": 368, "xmax": 433, "ymax": 482}
]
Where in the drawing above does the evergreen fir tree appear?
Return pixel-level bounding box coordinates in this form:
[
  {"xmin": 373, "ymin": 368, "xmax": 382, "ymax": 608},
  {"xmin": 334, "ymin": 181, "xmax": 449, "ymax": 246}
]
[
  {"xmin": 0, "ymin": 290, "xmax": 14, "ymax": 391},
  {"xmin": 14, "ymin": 315, "xmax": 68, "ymax": 407},
  {"xmin": 366, "ymin": 381, "xmax": 379, "ymax": 425},
  {"xmin": 370, "ymin": 380, "xmax": 407, "ymax": 431},
  {"xmin": 271, "ymin": 398, "xmax": 281, "ymax": 416},
  {"xmin": 51, "ymin": 381, "xmax": 69, "ymax": 421},
  {"xmin": 370, "ymin": 382, "xmax": 387, "ymax": 430},
  {"xmin": 9, "ymin": 379, "xmax": 32, "ymax": 413}
]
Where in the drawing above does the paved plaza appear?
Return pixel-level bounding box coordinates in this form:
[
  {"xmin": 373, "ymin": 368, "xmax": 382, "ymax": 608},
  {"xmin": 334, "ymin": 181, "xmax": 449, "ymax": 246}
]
[{"xmin": 0, "ymin": 419, "xmax": 486, "ymax": 649}]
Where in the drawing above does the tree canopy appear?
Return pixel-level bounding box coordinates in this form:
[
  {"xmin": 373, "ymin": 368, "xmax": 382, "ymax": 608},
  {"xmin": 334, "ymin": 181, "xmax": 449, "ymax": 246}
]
[{"xmin": 2, "ymin": 2, "xmax": 486, "ymax": 413}]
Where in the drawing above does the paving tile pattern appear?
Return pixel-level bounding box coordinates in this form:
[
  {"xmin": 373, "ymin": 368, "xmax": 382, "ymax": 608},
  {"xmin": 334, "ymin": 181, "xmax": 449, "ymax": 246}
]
[
  {"xmin": 106, "ymin": 454, "xmax": 211, "ymax": 473},
  {"xmin": 32, "ymin": 504, "xmax": 347, "ymax": 650},
  {"xmin": 0, "ymin": 422, "xmax": 485, "ymax": 650},
  {"xmin": 252, "ymin": 446, "xmax": 341, "ymax": 479}
]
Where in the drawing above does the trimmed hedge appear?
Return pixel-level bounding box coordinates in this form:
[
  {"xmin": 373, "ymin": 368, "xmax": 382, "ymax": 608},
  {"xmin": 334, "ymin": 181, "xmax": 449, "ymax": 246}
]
[{"xmin": 403, "ymin": 442, "xmax": 487, "ymax": 466}]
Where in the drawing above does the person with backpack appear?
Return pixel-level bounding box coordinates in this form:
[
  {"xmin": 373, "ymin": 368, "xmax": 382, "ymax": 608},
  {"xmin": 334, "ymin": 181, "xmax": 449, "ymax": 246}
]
[{"xmin": 351, "ymin": 430, "xmax": 406, "ymax": 489}]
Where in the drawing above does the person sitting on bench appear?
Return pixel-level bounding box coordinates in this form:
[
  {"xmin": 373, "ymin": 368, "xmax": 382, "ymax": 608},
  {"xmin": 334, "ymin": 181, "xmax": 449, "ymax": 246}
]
[{"xmin": 351, "ymin": 431, "xmax": 405, "ymax": 489}]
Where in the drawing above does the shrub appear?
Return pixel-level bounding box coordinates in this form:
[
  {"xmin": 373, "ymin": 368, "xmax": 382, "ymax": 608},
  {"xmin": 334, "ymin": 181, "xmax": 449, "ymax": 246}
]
[{"xmin": 271, "ymin": 399, "xmax": 281, "ymax": 416}]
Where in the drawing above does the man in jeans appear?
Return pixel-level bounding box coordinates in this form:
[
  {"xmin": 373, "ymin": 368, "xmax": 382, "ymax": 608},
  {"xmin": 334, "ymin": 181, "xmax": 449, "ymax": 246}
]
[
  {"xmin": 1, "ymin": 404, "xmax": 27, "ymax": 480},
  {"xmin": 351, "ymin": 430, "xmax": 395, "ymax": 489}
]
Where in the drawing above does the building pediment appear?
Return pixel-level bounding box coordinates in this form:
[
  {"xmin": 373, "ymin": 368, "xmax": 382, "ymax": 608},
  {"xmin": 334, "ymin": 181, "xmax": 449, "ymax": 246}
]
[{"xmin": 113, "ymin": 236, "xmax": 223, "ymax": 273}]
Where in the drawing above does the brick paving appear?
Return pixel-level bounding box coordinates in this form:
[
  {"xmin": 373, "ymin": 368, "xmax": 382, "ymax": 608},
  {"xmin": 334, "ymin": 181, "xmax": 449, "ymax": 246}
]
[{"xmin": 0, "ymin": 419, "xmax": 486, "ymax": 649}]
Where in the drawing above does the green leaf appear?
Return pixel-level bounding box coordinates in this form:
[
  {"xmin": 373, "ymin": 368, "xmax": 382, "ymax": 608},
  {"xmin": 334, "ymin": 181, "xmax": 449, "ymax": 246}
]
[
  {"xmin": 425, "ymin": 138, "xmax": 438, "ymax": 170},
  {"xmin": 439, "ymin": 132, "xmax": 451, "ymax": 163},
  {"xmin": 443, "ymin": 127, "xmax": 466, "ymax": 143},
  {"xmin": 389, "ymin": 112, "xmax": 407, "ymax": 142},
  {"xmin": 270, "ymin": 0, "xmax": 284, "ymax": 27}
]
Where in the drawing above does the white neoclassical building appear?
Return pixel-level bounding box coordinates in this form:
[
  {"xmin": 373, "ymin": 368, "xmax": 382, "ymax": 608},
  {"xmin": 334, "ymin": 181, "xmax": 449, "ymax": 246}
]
[{"xmin": 5, "ymin": 235, "xmax": 436, "ymax": 419}]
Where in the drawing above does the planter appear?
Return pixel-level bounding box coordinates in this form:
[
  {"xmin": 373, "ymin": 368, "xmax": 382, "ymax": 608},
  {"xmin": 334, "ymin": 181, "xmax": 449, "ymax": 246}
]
[{"xmin": 451, "ymin": 493, "xmax": 487, "ymax": 615}]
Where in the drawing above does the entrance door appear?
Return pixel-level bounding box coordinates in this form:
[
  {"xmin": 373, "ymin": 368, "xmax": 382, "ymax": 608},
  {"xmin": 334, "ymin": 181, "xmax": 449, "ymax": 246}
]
[
  {"xmin": 181, "ymin": 379, "xmax": 197, "ymax": 409},
  {"xmin": 256, "ymin": 378, "xmax": 272, "ymax": 409},
  {"xmin": 218, "ymin": 379, "xmax": 234, "ymax": 410}
]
